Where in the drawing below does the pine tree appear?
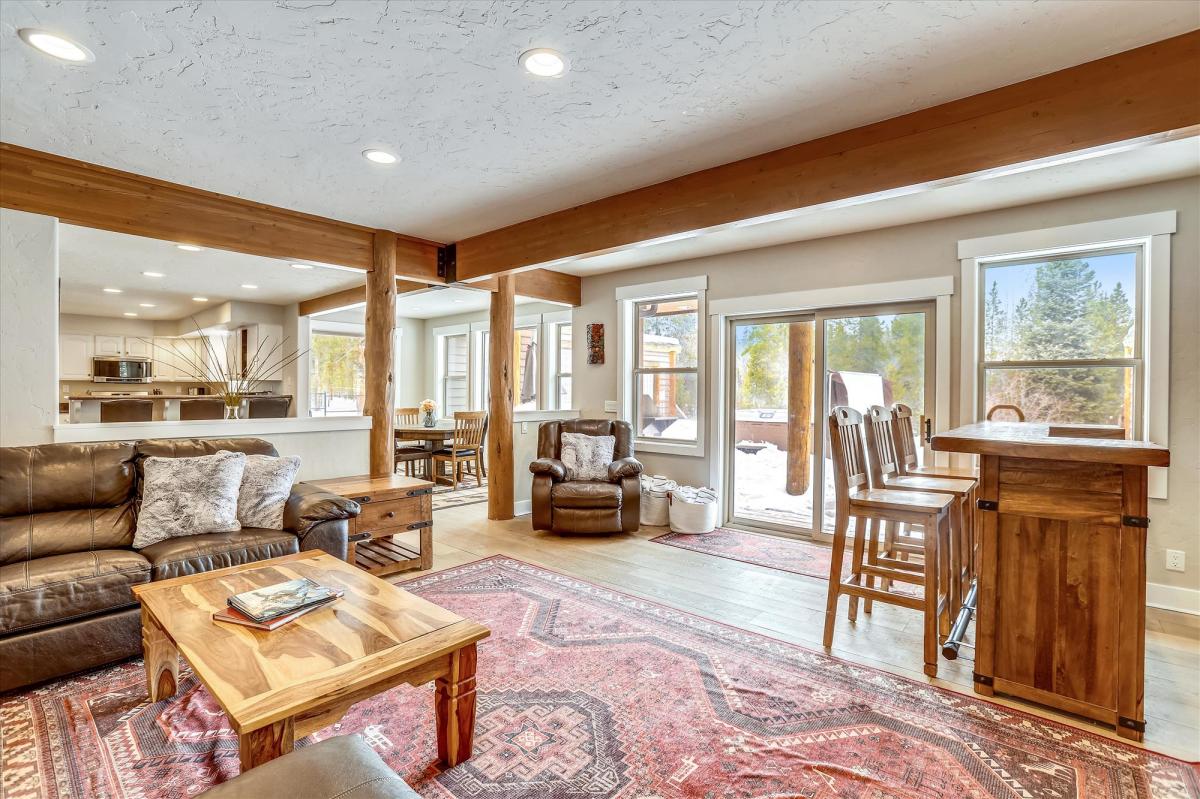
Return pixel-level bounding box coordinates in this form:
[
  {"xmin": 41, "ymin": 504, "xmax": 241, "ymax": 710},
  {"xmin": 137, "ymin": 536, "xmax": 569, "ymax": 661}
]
[{"xmin": 984, "ymin": 281, "xmax": 1009, "ymax": 360}]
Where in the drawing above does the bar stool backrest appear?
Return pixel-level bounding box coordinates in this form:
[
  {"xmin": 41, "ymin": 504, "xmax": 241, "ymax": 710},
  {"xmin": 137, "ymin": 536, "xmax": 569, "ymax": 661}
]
[
  {"xmin": 452, "ymin": 411, "xmax": 487, "ymax": 450},
  {"xmin": 827, "ymin": 407, "xmax": 870, "ymax": 523},
  {"xmin": 890, "ymin": 403, "xmax": 921, "ymax": 474},
  {"xmin": 864, "ymin": 405, "xmax": 902, "ymax": 485}
]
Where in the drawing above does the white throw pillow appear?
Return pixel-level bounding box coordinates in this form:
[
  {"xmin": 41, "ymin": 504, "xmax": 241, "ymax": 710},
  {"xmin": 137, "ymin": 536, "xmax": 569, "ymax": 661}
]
[
  {"xmin": 134, "ymin": 451, "xmax": 246, "ymax": 549},
  {"xmin": 238, "ymin": 454, "xmax": 301, "ymax": 529},
  {"xmin": 560, "ymin": 432, "xmax": 616, "ymax": 481}
]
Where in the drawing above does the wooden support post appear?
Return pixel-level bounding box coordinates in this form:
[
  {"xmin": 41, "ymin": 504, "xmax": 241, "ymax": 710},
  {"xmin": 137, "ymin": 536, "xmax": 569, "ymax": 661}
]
[
  {"xmin": 365, "ymin": 230, "xmax": 397, "ymax": 477},
  {"xmin": 488, "ymin": 275, "xmax": 515, "ymax": 520},
  {"xmin": 786, "ymin": 321, "xmax": 814, "ymax": 495}
]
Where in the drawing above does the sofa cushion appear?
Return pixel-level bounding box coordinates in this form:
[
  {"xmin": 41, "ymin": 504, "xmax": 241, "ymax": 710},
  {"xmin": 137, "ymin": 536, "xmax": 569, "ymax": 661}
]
[
  {"xmin": 134, "ymin": 451, "xmax": 247, "ymax": 549},
  {"xmin": 560, "ymin": 433, "xmax": 615, "ymax": 481},
  {"xmin": 0, "ymin": 550, "xmax": 150, "ymax": 634},
  {"xmin": 238, "ymin": 454, "xmax": 301, "ymax": 529},
  {"xmin": 551, "ymin": 481, "xmax": 622, "ymax": 509},
  {"xmin": 139, "ymin": 529, "xmax": 298, "ymax": 581}
]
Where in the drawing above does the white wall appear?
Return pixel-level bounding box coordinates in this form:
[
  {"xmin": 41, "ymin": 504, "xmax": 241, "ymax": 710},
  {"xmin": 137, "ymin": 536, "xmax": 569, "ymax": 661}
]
[
  {"xmin": 1, "ymin": 209, "xmax": 58, "ymax": 447},
  {"xmin": 281, "ymin": 303, "xmax": 310, "ymax": 417},
  {"xmin": 572, "ymin": 176, "xmax": 1200, "ymax": 599}
]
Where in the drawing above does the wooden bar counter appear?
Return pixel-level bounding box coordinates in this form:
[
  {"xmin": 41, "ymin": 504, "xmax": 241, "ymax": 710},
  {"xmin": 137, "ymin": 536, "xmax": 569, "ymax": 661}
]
[{"xmin": 931, "ymin": 422, "xmax": 1169, "ymax": 741}]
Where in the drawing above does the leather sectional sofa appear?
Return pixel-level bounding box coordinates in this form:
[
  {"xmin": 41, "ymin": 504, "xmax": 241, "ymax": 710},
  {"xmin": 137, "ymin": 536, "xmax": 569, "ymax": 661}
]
[{"xmin": 0, "ymin": 438, "xmax": 360, "ymax": 692}]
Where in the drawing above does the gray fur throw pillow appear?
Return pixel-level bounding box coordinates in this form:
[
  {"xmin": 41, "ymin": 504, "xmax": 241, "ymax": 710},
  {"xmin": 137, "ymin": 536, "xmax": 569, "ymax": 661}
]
[
  {"xmin": 560, "ymin": 432, "xmax": 616, "ymax": 481},
  {"xmin": 134, "ymin": 451, "xmax": 247, "ymax": 549},
  {"xmin": 238, "ymin": 454, "xmax": 301, "ymax": 529}
]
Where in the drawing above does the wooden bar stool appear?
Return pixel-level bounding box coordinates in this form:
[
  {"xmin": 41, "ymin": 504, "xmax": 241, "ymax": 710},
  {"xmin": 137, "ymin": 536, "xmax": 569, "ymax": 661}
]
[
  {"xmin": 823, "ymin": 406, "xmax": 954, "ymax": 677},
  {"xmin": 892, "ymin": 403, "xmax": 981, "ymax": 585},
  {"xmin": 865, "ymin": 406, "xmax": 976, "ymax": 622}
]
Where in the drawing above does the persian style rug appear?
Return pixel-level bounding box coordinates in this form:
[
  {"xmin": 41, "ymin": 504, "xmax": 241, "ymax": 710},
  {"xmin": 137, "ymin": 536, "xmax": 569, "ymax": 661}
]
[
  {"xmin": 3, "ymin": 556, "xmax": 1196, "ymax": 798},
  {"xmin": 432, "ymin": 478, "xmax": 488, "ymax": 511},
  {"xmin": 650, "ymin": 526, "xmax": 846, "ymax": 581}
]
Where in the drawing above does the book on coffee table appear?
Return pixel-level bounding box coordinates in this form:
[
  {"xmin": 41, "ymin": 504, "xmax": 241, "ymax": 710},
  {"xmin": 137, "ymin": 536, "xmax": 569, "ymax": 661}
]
[
  {"xmin": 214, "ymin": 596, "xmax": 339, "ymax": 630},
  {"xmin": 227, "ymin": 578, "xmax": 341, "ymax": 623}
]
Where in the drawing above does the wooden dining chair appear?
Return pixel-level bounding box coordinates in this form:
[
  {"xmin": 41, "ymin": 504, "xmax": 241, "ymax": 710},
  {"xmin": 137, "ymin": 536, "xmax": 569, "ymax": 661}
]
[
  {"xmin": 394, "ymin": 407, "xmax": 430, "ymax": 478},
  {"xmin": 824, "ymin": 406, "xmax": 954, "ymax": 677},
  {"xmin": 865, "ymin": 406, "xmax": 976, "ymax": 619},
  {"xmin": 432, "ymin": 411, "xmax": 486, "ymax": 490}
]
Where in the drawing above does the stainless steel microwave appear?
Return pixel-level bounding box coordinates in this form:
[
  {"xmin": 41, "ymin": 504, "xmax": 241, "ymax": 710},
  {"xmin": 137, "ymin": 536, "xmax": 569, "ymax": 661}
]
[{"xmin": 92, "ymin": 357, "xmax": 153, "ymax": 383}]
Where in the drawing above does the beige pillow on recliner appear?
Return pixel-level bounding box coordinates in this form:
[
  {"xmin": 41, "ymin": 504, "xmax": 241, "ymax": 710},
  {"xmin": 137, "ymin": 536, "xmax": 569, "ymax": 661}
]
[{"xmin": 560, "ymin": 432, "xmax": 615, "ymax": 481}]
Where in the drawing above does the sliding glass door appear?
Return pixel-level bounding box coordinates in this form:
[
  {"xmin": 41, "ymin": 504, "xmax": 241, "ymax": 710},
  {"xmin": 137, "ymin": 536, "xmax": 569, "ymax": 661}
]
[{"xmin": 723, "ymin": 302, "xmax": 934, "ymax": 540}]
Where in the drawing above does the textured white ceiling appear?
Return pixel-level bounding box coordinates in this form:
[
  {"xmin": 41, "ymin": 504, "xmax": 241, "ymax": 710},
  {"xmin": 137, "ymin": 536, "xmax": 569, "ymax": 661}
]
[
  {"xmin": 2, "ymin": 1, "xmax": 1196, "ymax": 243},
  {"xmin": 58, "ymin": 225, "xmax": 363, "ymax": 318}
]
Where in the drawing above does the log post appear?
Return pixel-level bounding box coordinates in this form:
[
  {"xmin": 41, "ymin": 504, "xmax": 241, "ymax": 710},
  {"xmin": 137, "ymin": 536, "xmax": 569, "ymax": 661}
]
[
  {"xmin": 487, "ymin": 275, "xmax": 515, "ymax": 519},
  {"xmin": 365, "ymin": 230, "xmax": 397, "ymax": 477},
  {"xmin": 786, "ymin": 321, "xmax": 814, "ymax": 495}
]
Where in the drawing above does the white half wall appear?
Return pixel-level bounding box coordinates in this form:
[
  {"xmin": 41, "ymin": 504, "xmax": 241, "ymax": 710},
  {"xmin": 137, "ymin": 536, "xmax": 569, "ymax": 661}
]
[{"xmin": 1, "ymin": 209, "xmax": 58, "ymax": 447}]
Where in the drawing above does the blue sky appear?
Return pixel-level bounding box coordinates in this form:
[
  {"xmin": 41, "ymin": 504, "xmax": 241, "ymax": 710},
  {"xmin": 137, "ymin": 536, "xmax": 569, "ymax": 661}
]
[{"xmin": 984, "ymin": 251, "xmax": 1137, "ymax": 315}]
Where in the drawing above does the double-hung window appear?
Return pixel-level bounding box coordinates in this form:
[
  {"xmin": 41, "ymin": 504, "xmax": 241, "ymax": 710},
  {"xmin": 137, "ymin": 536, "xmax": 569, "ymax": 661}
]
[
  {"xmin": 978, "ymin": 245, "xmax": 1142, "ymax": 436},
  {"xmin": 553, "ymin": 322, "xmax": 572, "ymax": 410},
  {"xmin": 440, "ymin": 333, "xmax": 469, "ymax": 416}
]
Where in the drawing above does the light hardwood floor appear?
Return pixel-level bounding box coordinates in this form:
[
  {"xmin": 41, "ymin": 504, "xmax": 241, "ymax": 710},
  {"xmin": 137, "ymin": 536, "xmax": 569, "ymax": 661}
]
[{"xmin": 390, "ymin": 503, "xmax": 1200, "ymax": 762}]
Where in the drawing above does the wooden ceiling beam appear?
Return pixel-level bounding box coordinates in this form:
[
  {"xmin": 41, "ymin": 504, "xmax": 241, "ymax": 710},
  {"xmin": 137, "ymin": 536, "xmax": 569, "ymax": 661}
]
[
  {"xmin": 467, "ymin": 269, "xmax": 581, "ymax": 306},
  {"xmin": 298, "ymin": 277, "xmax": 429, "ymax": 316},
  {"xmin": 454, "ymin": 31, "xmax": 1200, "ymax": 280},
  {"xmin": 0, "ymin": 143, "xmax": 444, "ymax": 282}
]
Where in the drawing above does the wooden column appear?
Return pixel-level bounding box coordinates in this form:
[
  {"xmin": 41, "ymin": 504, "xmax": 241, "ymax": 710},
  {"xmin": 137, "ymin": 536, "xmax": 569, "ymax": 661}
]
[
  {"xmin": 786, "ymin": 321, "xmax": 814, "ymax": 495},
  {"xmin": 487, "ymin": 275, "xmax": 515, "ymax": 520},
  {"xmin": 365, "ymin": 230, "xmax": 397, "ymax": 477}
]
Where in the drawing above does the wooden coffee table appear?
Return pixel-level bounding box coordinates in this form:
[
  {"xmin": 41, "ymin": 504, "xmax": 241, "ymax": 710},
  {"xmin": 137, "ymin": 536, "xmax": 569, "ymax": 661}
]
[{"xmin": 130, "ymin": 551, "xmax": 489, "ymax": 771}]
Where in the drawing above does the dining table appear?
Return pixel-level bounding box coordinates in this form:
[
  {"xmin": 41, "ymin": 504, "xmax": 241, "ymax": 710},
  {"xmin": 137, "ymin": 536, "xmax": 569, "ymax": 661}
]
[{"xmin": 395, "ymin": 420, "xmax": 456, "ymax": 451}]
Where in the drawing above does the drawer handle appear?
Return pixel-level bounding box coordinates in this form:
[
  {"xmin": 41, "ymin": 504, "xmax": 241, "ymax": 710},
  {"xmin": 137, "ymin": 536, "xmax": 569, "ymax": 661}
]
[
  {"xmin": 384, "ymin": 511, "xmax": 395, "ymax": 519},
  {"xmin": 354, "ymin": 495, "xmax": 372, "ymax": 504}
]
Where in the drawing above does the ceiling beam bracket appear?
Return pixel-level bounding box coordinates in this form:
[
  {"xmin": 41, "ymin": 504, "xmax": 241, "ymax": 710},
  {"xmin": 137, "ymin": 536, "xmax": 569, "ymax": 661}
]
[{"xmin": 437, "ymin": 244, "xmax": 457, "ymax": 282}]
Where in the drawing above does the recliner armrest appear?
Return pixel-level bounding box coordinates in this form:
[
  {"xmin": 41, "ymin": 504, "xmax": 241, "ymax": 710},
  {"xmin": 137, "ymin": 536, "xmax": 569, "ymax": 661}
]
[
  {"xmin": 283, "ymin": 482, "xmax": 361, "ymax": 537},
  {"xmin": 607, "ymin": 457, "xmax": 643, "ymax": 481},
  {"xmin": 529, "ymin": 458, "xmax": 568, "ymax": 482}
]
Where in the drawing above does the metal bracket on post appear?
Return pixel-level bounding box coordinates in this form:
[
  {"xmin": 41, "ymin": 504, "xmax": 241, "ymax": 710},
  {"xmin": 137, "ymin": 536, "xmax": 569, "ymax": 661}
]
[
  {"xmin": 437, "ymin": 244, "xmax": 457, "ymax": 283},
  {"xmin": 1118, "ymin": 716, "xmax": 1146, "ymax": 733},
  {"xmin": 972, "ymin": 673, "xmax": 994, "ymax": 687},
  {"xmin": 977, "ymin": 499, "xmax": 998, "ymax": 511},
  {"xmin": 1121, "ymin": 515, "xmax": 1150, "ymax": 528}
]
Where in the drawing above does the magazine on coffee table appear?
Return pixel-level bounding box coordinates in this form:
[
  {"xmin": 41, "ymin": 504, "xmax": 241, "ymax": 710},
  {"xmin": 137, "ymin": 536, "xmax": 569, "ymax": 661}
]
[
  {"xmin": 227, "ymin": 578, "xmax": 341, "ymax": 623},
  {"xmin": 213, "ymin": 596, "xmax": 339, "ymax": 630}
]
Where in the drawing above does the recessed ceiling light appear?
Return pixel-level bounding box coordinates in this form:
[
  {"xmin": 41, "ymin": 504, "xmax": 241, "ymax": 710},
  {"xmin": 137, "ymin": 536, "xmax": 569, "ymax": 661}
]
[
  {"xmin": 291, "ymin": 263, "xmax": 313, "ymax": 270},
  {"xmin": 17, "ymin": 29, "xmax": 94, "ymax": 63},
  {"xmin": 453, "ymin": 299, "xmax": 465, "ymax": 304},
  {"xmin": 241, "ymin": 284, "xmax": 258, "ymax": 289},
  {"xmin": 142, "ymin": 271, "xmax": 164, "ymax": 278},
  {"xmin": 139, "ymin": 303, "xmax": 156, "ymax": 308},
  {"xmin": 362, "ymin": 149, "xmax": 398, "ymax": 165},
  {"xmin": 519, "ymin": 48, "xmax": 568, "ymax": 78},
  {"xmin": 192, "ymin": 296, "xmax": 209, "ymax": 302},
  {"xmin": 123, "ymin": 312, "xmax": 138, "ymax": 317},
  {"xmin": 176, "ymin": 244, "xmax": 204, "ymax": 252},
  {"xmin": 103, "ymin": 287, "xmax": 122, "ymax": 294}
]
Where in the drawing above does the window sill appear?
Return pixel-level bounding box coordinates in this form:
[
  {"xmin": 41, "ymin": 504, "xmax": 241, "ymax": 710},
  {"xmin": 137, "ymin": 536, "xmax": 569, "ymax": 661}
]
[{"xmin": 635, "ymin": 438, "xmax": 704, "ymax": 458}]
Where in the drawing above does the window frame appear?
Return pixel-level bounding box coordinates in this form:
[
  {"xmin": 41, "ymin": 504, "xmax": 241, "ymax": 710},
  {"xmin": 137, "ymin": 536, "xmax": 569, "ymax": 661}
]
[
  {"xmin": 617, "ymin": 275, "xmax": 708, "ymax": 457},
  {"xmin": 551, "ymin": 320, "xmax": 573, "ymax": 411},
  {"xmin": 976, "ymin": 243, "xmax": 1145, "ymax": 438},
  {"xmin": 958, "ymin": 211, "xmax": 1174, "ymax": 498},
  {"xmin": 439, "ymin": 331, "xmax": 470, "ymax": 417}
]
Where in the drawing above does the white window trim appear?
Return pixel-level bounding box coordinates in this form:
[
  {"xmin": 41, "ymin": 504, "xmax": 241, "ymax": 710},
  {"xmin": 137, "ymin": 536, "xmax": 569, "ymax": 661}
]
[
  {"xmin": 958, "ymin": 212, "xmax": 1174, "ymax": 498},
  {"xmin": 617, "ymin": 275, "xmax": 708, "ymax": 457}
]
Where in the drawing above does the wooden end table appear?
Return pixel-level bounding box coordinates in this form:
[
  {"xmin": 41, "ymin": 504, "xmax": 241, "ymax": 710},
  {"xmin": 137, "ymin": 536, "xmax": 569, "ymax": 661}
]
[
  {"xmin": 310, "ymin": 474, "xmax": 434, "ymax": 576},
  {"xmin": 131, "ymin": 551, "xmax": 489, "ymax": 771}
]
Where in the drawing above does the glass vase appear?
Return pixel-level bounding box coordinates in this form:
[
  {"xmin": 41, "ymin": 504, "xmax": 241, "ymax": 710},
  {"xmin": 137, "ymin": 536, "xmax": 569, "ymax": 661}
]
[{"xmin": 422, "ymin": 411, "xmax": 436, "ymax": 428}]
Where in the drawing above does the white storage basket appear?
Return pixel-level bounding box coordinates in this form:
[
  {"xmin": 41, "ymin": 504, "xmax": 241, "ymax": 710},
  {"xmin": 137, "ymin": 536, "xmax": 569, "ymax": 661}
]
[
  {"xmin": 640, "ymin": 474, "xmax": 676, "ymax": 527},
  {"xmin": 668, "ymin": 486, "xmax": 719, "ymax": 534}
]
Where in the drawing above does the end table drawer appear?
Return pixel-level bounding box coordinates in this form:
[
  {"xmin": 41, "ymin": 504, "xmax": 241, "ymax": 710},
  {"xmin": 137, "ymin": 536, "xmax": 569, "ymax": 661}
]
[{"xmin": 355, "ymin": 495, "xmax": 431, "ymax": 534}]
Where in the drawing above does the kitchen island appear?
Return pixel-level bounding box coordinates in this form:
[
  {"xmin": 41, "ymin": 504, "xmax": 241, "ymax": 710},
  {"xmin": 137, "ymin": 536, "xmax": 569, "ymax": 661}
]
[{"xmin": 931, "ymin": 422, "xmax": 1170, "ymax": 741}]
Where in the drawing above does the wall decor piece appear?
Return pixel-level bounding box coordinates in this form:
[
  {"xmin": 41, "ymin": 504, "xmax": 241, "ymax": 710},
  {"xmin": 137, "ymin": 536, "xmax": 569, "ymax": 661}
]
[{"xmin": 586, "ymin": 323, "xmax": 605, "ymax": 364}]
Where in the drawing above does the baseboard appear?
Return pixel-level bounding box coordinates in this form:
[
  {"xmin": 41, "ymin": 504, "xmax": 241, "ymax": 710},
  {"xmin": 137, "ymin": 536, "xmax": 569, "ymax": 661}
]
[
  {"xmin": 514, "ymin": 499, "xmax": 532, "ymax": 517},
  {"xmin": 1146, "ymin": 581, "xmax": 1200, "ymax": 615}
]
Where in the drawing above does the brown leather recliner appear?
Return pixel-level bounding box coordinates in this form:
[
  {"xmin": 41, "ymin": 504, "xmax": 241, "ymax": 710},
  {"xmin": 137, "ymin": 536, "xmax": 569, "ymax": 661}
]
[
  {"xmin": 529, "ymin": 420, "xmax": 642, "ymax": 534},
  {"xmin": 0, "ymin": 438, "xmax": 360, "ymax": 692}
]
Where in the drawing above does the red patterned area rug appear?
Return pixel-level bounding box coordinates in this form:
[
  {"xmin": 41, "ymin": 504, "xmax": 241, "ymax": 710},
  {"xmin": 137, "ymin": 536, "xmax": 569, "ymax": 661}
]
[
  {"xmin": 2, "ymin": 555, "xmax": 1196, "ymax": 798},
  {"xmin": 651, "ymin": 526, "xmax": 848, "ymax": 581}
]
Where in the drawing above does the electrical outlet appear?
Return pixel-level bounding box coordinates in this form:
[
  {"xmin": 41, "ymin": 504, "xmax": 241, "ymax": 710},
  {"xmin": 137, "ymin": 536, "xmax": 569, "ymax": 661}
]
[
  {"xmin": 521, "ymin": 421, "xmax": 528, "ymax": 434},
  {"xmin": 1166, "ymin": 550, "xmax": 1186, "ymax": 572},
  {"xmin": 604, "ymin": 400, "xmax": 618, "ymax": 413}
]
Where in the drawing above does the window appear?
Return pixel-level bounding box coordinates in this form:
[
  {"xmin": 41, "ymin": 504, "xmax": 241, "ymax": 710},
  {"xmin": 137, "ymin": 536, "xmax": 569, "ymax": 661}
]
[
  {"xmin": 441, "ymin": 333, "xmax": 469, "ymax": 416},
  {"xmin": 514, "ymin": 325, "xmax": 539, "ymax": 411},
  {"xmin": 553, "ymin": 322, "xmax": 572, "ymax": 410},
  {"xmin": 309, "ymin": 331, "xmax": 364, "ymax": 416},
  {"xmin": 979, "ymin": 246, "xmax": 1141, "ymax": 436},
  {"xmin": 634, "ymin": 296, "xmax": 699, "ymax": 442}
]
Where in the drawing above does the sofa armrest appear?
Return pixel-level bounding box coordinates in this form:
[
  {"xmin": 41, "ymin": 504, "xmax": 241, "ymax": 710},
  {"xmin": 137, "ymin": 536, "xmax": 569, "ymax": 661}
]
[
  {"xmin": 529, "ymin": 458, "xmax": 568, "ymax": 482},
  {"xmin": 284, "ymin": 482, "xmax": 361, "ymax": 537},
  {"xmin": 607, "ymin": 457, "xmax": 643, "ymax": 481}
]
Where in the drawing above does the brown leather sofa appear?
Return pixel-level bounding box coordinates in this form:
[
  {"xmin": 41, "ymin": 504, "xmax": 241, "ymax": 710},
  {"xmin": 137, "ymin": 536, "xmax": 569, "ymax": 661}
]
[
  {"xmin": 529, "ymin": 419, "xmax": 642, "ymax": 534},
  {"xmin": 0, "ymin": 438, "xmax": 360, "ymax": 692}
]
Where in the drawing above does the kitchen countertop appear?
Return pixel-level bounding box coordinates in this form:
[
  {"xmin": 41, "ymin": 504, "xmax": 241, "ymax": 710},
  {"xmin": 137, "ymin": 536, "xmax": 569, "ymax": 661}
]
[{"xmin": 67, "ymin": 393, "xmax": 293, "ymax": 400}]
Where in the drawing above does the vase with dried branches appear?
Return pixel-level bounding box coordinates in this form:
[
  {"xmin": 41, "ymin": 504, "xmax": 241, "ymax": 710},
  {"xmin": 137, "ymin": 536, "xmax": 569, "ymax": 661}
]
[{"xmin": 146, "ymin": 320, "xmax": 307, "ymax": 419}]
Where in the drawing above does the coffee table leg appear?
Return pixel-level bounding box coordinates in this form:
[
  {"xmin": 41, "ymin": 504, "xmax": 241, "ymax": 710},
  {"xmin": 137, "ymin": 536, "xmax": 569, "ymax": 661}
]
[
  {"xmin": 142, "ymin": 607, "xmax": 179, "ymax": 702},
  {"xmin": 435, "ymin": 643, "xmax": 478, "ymax": 767},
  {"xmin": 239, "ymin": 718, "xmax": 295, "ymax": 771}
]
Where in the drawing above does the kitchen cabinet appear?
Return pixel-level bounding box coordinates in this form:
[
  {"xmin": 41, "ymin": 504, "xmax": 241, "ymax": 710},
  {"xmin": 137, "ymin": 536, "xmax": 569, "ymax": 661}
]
[
  {"xmin": 124, "ymin": 337, "xmax": 153, "ymax": 358},
  {"xmin": 94, "ymin": 335, "xmax": 124, "ymax": 356},
  {"xmin": 59, "ymin": 334, "xmax": 94, "ymax": 379}
]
